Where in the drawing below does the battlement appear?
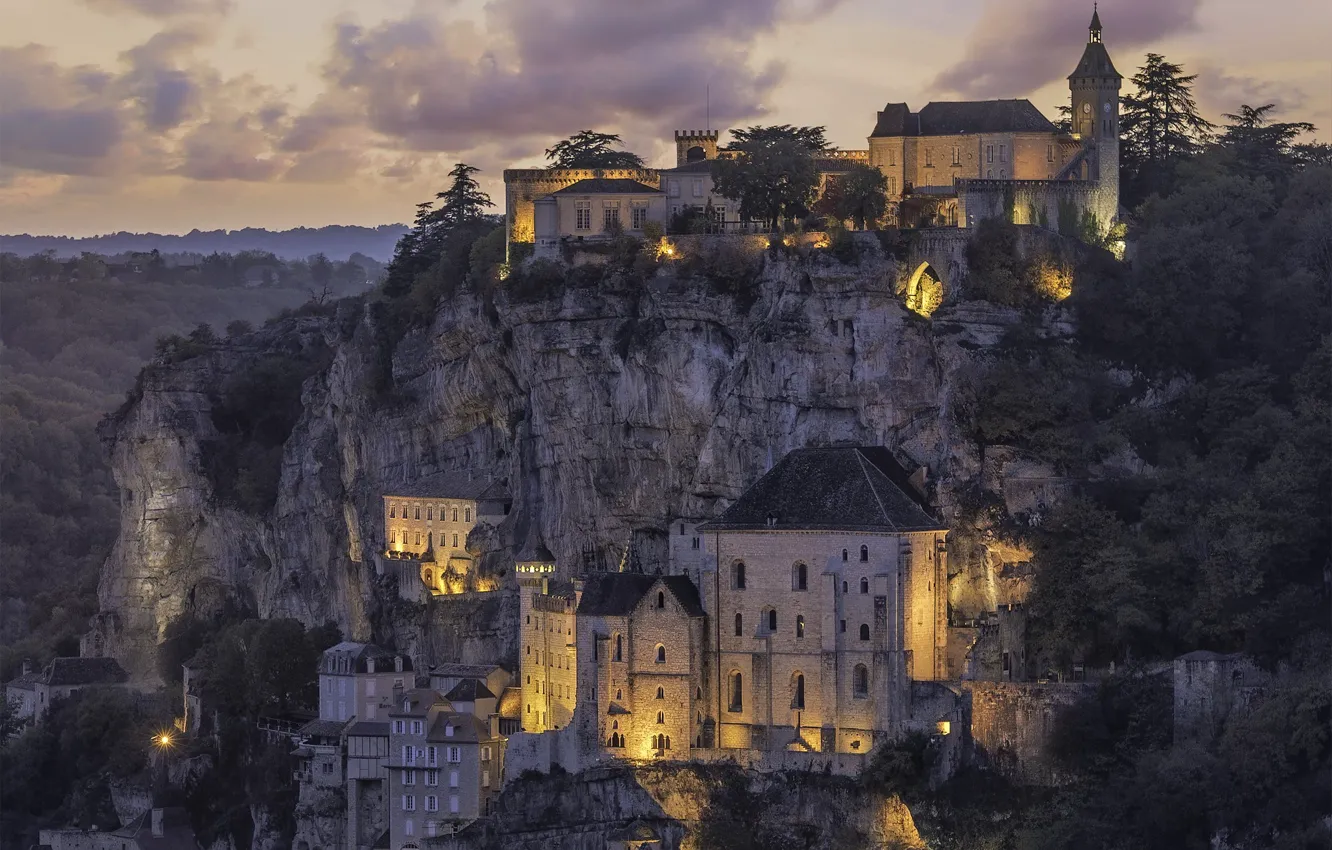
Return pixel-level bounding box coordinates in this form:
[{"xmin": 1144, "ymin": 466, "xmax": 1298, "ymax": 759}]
[
  {"xmin": 674, "ymin": 130, "xmax": 719, "ymax": 141},
  {"xmin": 821, "ymin": 149, "xmax": 871, "ymax": 160}
]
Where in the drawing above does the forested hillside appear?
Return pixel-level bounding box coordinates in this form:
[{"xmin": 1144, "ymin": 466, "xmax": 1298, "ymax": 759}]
[
  {"xmin": 0, "ymin": 252, "xmax": 380, "ymax": 679},
  {"xmin": 0, "ymin": 225, "xmax": 409, "ymax": 262}
]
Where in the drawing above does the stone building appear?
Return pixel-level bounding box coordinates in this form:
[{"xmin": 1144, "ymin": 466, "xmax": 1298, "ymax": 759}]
[
  {"xmin": 2, "ymin": 656, "xmax": 128, "ymax": 725},
  {"xmin": 386, "ymin": 689, "xmax": 505, "ymax": 844},
  {"xmin": 572, "ymin": 573, "xmax": 710, "ymax": 760},
  {"xmin": 532, "ymin": 179, "xmax": 668, "ymax": 258},
  {"xmin": 317, "ymin": 642, "xmax": 413, "ymax": 723},
  {"xmin": 1172, "ymin": 651, "xmax": 1269, "ymax": 743},
  {"xmin": 382, "ymin": 477, "xmax": 510, "ymax": 597},
  {"xmin": 517, "ymin": 544, "xmax": 578, "ymax": 733},
  {"xmin": 40, "ymin": 806, "xmax": 199, "ymax": 850},
  {"xmin": 696, "ymin": 446, "xmax": 950, "ymax": 754}
]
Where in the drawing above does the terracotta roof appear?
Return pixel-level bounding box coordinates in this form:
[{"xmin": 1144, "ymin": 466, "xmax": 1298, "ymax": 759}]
[
  {"xmin": 575, "ymin": 574, "xmax": 705, "ymax": 617},
  {"xmin": 550, "ymin": 178, "xmax": 662, "ymax": 195},
  {"xmin": 870, "ymin": 100, "xmax": 1056, "ymax": 138},
  {"xmin": 44, "ymin": 657, "xmax": 128, "ymax": 687},
  {"xmin": 700, "ymin": 446, "xmax": 945, "ymax": 533},
  {"xmin": 444, "ymin": 679, "xmax": 496, "ymax": 702}
]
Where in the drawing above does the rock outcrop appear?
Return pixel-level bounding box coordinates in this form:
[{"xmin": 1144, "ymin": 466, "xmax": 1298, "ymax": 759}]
[{"xmin": 91, "ymin": 238, "xmax": 1053, "ymax": 680}]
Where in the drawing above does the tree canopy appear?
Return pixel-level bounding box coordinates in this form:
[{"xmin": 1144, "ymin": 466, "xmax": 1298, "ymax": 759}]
[
  {"xmin": 1120, "ymin": 53, "xmax": 1214, "ymax": 204},
  {"xmin": 712, "ymin": 125, "xmax": 828, "ymax": 229},
  {"xmin": 816, "ymin": 164, "xmax": 888, "ymax": 230},
  {"xmin": 383, "ymin": 163, "xmax": 497, "ymax": 300},
  {"xmin": 544, "ymin": 131, "xmax": 645, "ymax": 170}
]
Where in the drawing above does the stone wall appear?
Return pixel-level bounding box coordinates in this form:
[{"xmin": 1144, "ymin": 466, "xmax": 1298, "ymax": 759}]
[
  {"xmin": 964, "ymin": 681, "xmax": 1093, "ymax": 786},
  {"xmin": 1172, "ymin": 652, "xmax": 1270, "ymax": 744}
]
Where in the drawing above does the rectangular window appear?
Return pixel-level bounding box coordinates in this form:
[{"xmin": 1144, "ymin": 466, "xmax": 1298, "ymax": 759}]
[
  {"xmin": 404, "ymin": 820, "xmax": 414, "ymax": 836},
  {"xmin": 427, "ymin": 506, "xmax": 433, "ymax": 520},
  {"xmin": 411, "ymin": 721, "xmax": 423, "ymax": 736},
  {"xmin": 426, "ymin": 795, "xmax": 439, "ymax": 812},
  {"xmin": 481, "ymin": 746, "xmax": 491, "ymax": 763},
  {"xmin": 631, "ymin": 203, "xmax": 650, "ymax": 230},
  {"xmin": 668, "ymin": 180, "xmax": 680, "ymax": 198},
  {"xmin": 426, "ymin": 769, "xmax": 439, "ymax": 786},
  {"xmin": 691, "ymin": 537, "xmax": 700, "ymax": 550},
  {"xmin": 603, "ymin": 202, "xmax": 621, "ymax": 229},
  {"xmin": 925, "ymin": 149, "xmax": 933, "ymax": 167},
  {"xmin": 366, "ymin": 679, "xmax": 376, "ymax": 697},
  {"xmin": 415, "ymin": 532, "xmax": 421, "ymax": 545},
  {"xmin": 402, "ymin": 795, "xmax": 415, "ymax": 811},
  {"xmin": 404, "ymin": 769, "xmax": 416, "ymax": 786},
  {"xmin": 952, "ymin": 146, "xmax": 961, "ymax": 166},
  {"xmin": 999, "ymin": 144, "xmax": 1007, "ymax": 161},
  {"xmin": 692, "ymin": 180, "xmax": 703, "ymax": 197},
  {"xmin": 574, "ymin": 200, "xmax": 591, "ymax": 230},
  {"xmin": 1047, "ymin": 144, "xmax": 1055, "ymax": 162},
  {"xmin": 447, "ymin": 746, "xmax": 461, "ymax": 763},
  {"xmin": 449, "ymin": 770, "xmax": 459, "ymax": 788},
  {"xmin": 887, "ymin": 177, "xmax": 897, "ymax": 194},
  {"xmin": 428, "ymin": 746, "xmax": 438, "ymax": 766},
  {"xmin": 450, "ymin": 796, "xmax": 460, "ymax": 814},
  {"xmin": 483, "ymin": 769, "xmax": 490, "ymax": 787},
  {"xmin": 986, "ymin": 145, "xmax": 993, "ymax": 163},
  {"xmin": 394, "ymin": 721, "xmax": 404, "ymax": 735}
]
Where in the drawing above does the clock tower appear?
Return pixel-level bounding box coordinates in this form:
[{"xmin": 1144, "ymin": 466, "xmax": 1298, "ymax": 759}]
[{"xmin": 1067, "ymin": 5, "xmax": 1121, "ymax": 219}]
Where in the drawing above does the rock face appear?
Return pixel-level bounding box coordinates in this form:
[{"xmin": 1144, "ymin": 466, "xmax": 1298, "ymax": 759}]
[{"xmin": 92, "ymin": 239, "xmax": 1045, "ymax": 680}]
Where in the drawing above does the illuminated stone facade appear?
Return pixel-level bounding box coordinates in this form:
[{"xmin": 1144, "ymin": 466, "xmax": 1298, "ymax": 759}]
[
  {"xmin": 517, "ymin": 547, "xmax": 578, "ymax": 733},
  {"xmin": 382, "ymin": 478, "xmax": 510, "ymax": 596}
]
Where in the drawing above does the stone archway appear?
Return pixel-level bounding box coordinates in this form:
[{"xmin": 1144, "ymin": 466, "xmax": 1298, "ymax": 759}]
[
  {"xmin": 905, "ymin": 262, "xmax": 944, "ymax": 317},
  {"xmin": 686, "ymin": 145, "xmax": 707, "ymax": 162}
]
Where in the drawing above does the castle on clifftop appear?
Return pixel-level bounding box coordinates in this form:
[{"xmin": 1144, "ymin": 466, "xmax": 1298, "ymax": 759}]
[{"xmin": 504, "ymin": 9, "xmax": 1121, "ymax": 258}]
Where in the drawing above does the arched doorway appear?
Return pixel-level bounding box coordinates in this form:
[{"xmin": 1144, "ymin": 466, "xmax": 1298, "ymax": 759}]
[
  {"xmin": 905, "ymin": 262, "xmax": 944, "ymax": 317},
  {"xmin": 686, "ymin": 145, "xmax": 706, "ymax": 162}
]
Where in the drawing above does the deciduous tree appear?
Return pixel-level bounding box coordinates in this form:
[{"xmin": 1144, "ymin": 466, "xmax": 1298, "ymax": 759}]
[{"xmin": 712, "ymin": 125, "xmax": 827, "ymax": 230}]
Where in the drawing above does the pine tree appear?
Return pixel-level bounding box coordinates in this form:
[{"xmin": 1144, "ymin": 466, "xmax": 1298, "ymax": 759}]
[
  {"xmin": 545, "ymin": 131, "xmax": 645, "ymax": 169},
  {"xmin": 383, "ymin": 166, "xmax": 493, "ymax": 298},
  {"xmin": 429, "ymin": 163, "xmax": 493, "ymax": 230},
  {"xmin": 1120, "ymin": 54, "xmax": 1214, "ymax": 203},
  {"xmin": 1218, "ymin": 104, "xmax": 1318, "ymax": 179}
]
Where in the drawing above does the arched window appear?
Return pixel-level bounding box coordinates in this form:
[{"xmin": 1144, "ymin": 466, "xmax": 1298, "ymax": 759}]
[
  {"xmin": 733, "ymin": 562, "xmax": 746, "ymax": 590},
  {"xmin": 664, "ymin": 735, "xmax": 671, "ymax": 750},
  {"xmin": 734, "ymin": 612, "xmax": 743, "ymax": 637},
  {"xmin": 525, "ymin": 646, "xmax": 530, "ymax": 655},
  {"xmin": 464, "ymin": 507, "xmax": 471, "ymax": 522},
  {"xmin": 612, "ymin": 720, "xmax": 619, "ymax": 730},
  {"xmin": 656, "ymin": 686, "xmax": 665, "ymax": 699},
  {"xmin": 414, "ymin": 507, "xmax": 421, "ymax": 520},
  {"xmin": 793, "ymin": 563, "xmax": 807, "ymax": 591},
  {"xmin": 452, "ymin": 508, "xmax": 458, "ymax": 522},
  {"xmin": 792, "ymin": 673, "xmax": 805, "ymax": 710},
  {"xmin": 796, "ymin": 615, "xmax": 805, "ymax": 638},
  {"xmin": 860, "ymin": 577, "xmax": 869, "ymax": 594},
  {"xmin": 657, "ymin": 591, "xmax": 665, "ymax": 609},
  {"xmin": 841, "ymin": 548, "xmax": 848, "ymax": 562},
  {"xmin": 842, "ymin": 580, "xmax": 848, "ymax": 593},
  {"xmin": 728, "ymin": 671, "xmax": 743, "ymax": 712},
  {"xmin": 423, "ymin": 569, "xmax": 432, "ymax": 584},
  {"xmin": 860, "ymin": 545, "xmax": 869, "ymax": 562},
  {"xmin": 853, "ymin": 664, "xmax": 869, "ymax": 697},
  {"xmin": 655, "ymin": 645, "xmax": 666, "ymax": 663},
  {"xmin": 767, "ymin": 609, "xmax": 777, "ymax": 632},
  {"xmin": 859, "ymin": 623, "xmax": 870, "ymax": 641},
  {"xmin": 390, "ymin": 505, "xmax": 396, "ymax": 518},
  {"xmin": 615, "ymin": 688, "xmax": 622, "ymax": 700},
  {"xmin": 427, "ymin": 506, "xmax": 433, "ymax": 520},
  {"xmin": 614, "ymin": 634, "xmax": 623, "ymax": 661},
  {"xmin": 695, "ymin": 687, "xmax": 702, "ymax": 701},
  {"xmin": 525, "ymin": 615, "xmax": 530, "ymax": 625}
]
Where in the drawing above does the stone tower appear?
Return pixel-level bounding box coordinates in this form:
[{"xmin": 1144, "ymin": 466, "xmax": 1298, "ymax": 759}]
[
  {"xmin": 674, "ymin": 130, "xmax": 719, "ymax": 167},
  {"xmin": 1067, "ymin": 4, "xmax": 1121, "ymax": 224}
]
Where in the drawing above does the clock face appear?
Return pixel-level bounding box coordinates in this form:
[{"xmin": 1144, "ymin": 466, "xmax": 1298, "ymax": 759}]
[
  {"xmin": 1082, "ymin": 103, "xmax": 1091, "ymax": 114},
  {"xmin": 1103, "ymin": 102, "xmax": 1111, "ymax": 113}
]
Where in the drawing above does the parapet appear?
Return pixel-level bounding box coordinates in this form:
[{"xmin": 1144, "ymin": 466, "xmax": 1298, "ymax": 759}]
[{"xmin": 674, "ymin": 130, "xmax": 719, "ymax": 141}]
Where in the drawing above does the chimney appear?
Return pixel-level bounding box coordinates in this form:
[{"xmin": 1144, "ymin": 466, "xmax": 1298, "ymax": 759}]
[
  {"xmin": 151, "ymin": 808, "xmax": 164, "ymax": 838},
  {"xmin": 21, "ymin": 658, "xmax": 31, "ymax": 676}
]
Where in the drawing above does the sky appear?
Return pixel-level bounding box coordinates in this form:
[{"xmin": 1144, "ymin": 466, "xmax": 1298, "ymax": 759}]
[{"xmin": 3, "ymin": 0, "xmax": 1329, "ymax": 236}]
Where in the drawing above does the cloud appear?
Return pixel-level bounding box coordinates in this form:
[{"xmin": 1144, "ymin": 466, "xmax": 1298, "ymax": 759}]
[
  {"xmin": 930, "ymin": 0, "xmax": 1203, "ymax": 99},
  {"xmin": 1193, "ymin": 67, "xmax": 1310, "ymax": 124},
  {"xmin": 80, "ymin": 0, "xmax": 232, "ymax": 19},
  {"xmin": 302, "ymin": 0, "xmax": 813, "ymax": 159}
]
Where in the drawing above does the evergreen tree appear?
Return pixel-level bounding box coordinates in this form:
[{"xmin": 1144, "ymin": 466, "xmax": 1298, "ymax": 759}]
[
  {"xmin": 712, "ymin": 125, "xmax": 826, "ymax": 230},
  {"xmin": 544, "ymin": 131, "xmax": 645, "ymax": 169},
  {"xmin": 383, "ymin": 165, "xmax": 494, "ymax": 298},
  {"xmin": 1218, "ymin": 104, "xmax": 1318, "ymax": 180},
  {"xmin": 1120, "ymin": 54, "xmax": 1213, "ymax": 203},
  {"xmin": 429, "ymin": 163, "xmax": 493, "ymax": 230}
]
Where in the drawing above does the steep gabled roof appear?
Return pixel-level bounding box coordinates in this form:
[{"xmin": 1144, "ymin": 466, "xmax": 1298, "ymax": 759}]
[
  {"xmin": 551, "ymin": 178, "xmax": 662, "ymax": 195},
  {"xmin": 1067, "ymin": 41, "xmax": 1121, "ymax": 80},
  {"xmin": 575, "ymin": 573, "xmax": 706, "ymax": 617},
  {"xmin": 45, "ymin": 657, "xmax": 128, "ymax": 687},
  {"xmin": 871, "ymin": 100, "xmax": 1057, "ymax": 138},
  {"xmin": 444, "ymin": 678, "xmax": 496, "ymax": 702},
  {"xmin": 700, "ymin": 446, "xmax": 945, "ymax": 533}
]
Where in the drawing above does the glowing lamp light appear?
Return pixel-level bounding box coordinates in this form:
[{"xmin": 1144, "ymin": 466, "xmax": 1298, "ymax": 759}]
[
  {"xmin": 154, "ymin": 731, "xmax": 175, "ymax": 749},
  {"xmin": 936, "ymin": 720, "xmax": 951, "ymax": 736},
  {"xmin": 656, "ymin": 241, "xmax": 677, "ymax": 260}
]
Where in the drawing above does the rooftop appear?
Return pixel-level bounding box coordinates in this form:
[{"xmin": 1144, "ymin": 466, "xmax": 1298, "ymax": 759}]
[
  {"xmin": 444, "ymin": 678, "xmax": 496, "ymax": 702},
  {"xmin": 871, "ymin": 100, "xmax": 1056, "ymax": 138},
  {"xmin": 700, "ymin": 446, "xmax": 945, "ymax": 533},
  {"xmin": 44, "ymin": 657, "xmax": 129, "ymax": 687},
  {"xmin": 550, "ymin": 178, "xmax": 663, "ymax": 196},
  {"xmin": 576, "ymin": 573, "xmax": 706, "ymax": 617},
  {"xmin": 429, "ymin": 662, "xmax": 503, "ymax": 678},
  {"xmin": 385, "ymin": 474, "xmax": 511, "ymax": 502}
]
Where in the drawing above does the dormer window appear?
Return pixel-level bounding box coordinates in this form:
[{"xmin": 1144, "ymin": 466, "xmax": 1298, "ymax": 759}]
[
  {"xmin": 765, "ymin": 512, "xmax": 778, "ymax": 527},
  {"xmin": 445, "ymin": 724, "xmax": 454, "ymax": 737}
]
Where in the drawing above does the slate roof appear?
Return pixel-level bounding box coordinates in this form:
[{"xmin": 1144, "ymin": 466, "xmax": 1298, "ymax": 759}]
[
  {"xmin": 870, "ymin": 100, "xmax": 1056, "ymax": 138},
  {"xmin": 387, "ymin": 475, "xmax": 511, "ymax": 502},
  {"xmin": 321, "ymin": 642, "xmax": 412, "ymax": 675},
  {"xmin": 659, "ymin": 160, "xmax": 719, "ymax": 174},
  {"xmin": 575, "ymin": 573, "xmax": 706, "ymax": 617},
  {"xmin": 426, "ymin": 712, "xmax": 489, "ymax": 743},
  {"xmin": 551, "ymin": 178, "xmax": 662, "ymax": 195},
  {"xmin": 4, "ymin": 672, "xmax": 41, "ymax": 691},
  {"xmin": 1068, "ymin": 41, "xmax": 1121, "ymax": 80},
  {"xmin": 45, "ymin": 657, "xmax": 128, "ymax": 687},
  {"xmin": 699, "ymin": 446, "xmax": 945, "ymax": 533},
  {"xmin": 444, "ymin": 679, "xmax": 496, "ymax": 702},
  {"xmin": 430, "ymin": 662, "xmax": 502, "ymax": 678},
  {"xmin": 297, "ymin": 718, "xmax": 348, "ymax": 740},
  {"xmin": 389, "ymin": 688, "xmax": 449, "ymax": 716},
  {"xmin": 347, "ymin": 720, "xmax": 390, "ymax": 737}
]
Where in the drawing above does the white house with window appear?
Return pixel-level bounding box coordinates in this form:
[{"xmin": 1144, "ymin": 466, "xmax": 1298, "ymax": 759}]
[{"xmin": 531, "ymin": 178, "xmax": 668, "ymax": 258}]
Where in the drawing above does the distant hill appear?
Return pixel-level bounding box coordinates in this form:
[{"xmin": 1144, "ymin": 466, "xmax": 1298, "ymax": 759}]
[{"xmin": 0, "ymin": 224, "xmax": 411, "ymax": 262}]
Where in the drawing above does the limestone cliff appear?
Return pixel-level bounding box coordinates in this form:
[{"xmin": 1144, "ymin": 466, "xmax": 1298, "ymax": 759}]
[{"xmin": 91, "ymin": 237, "xmax": 1050, "ymax": 679}]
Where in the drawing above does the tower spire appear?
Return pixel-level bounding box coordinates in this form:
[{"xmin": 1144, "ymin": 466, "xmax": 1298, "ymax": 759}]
[{"xmin": 1089, "ymin": 3, "xmax": 1102, "ymax": 43}]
